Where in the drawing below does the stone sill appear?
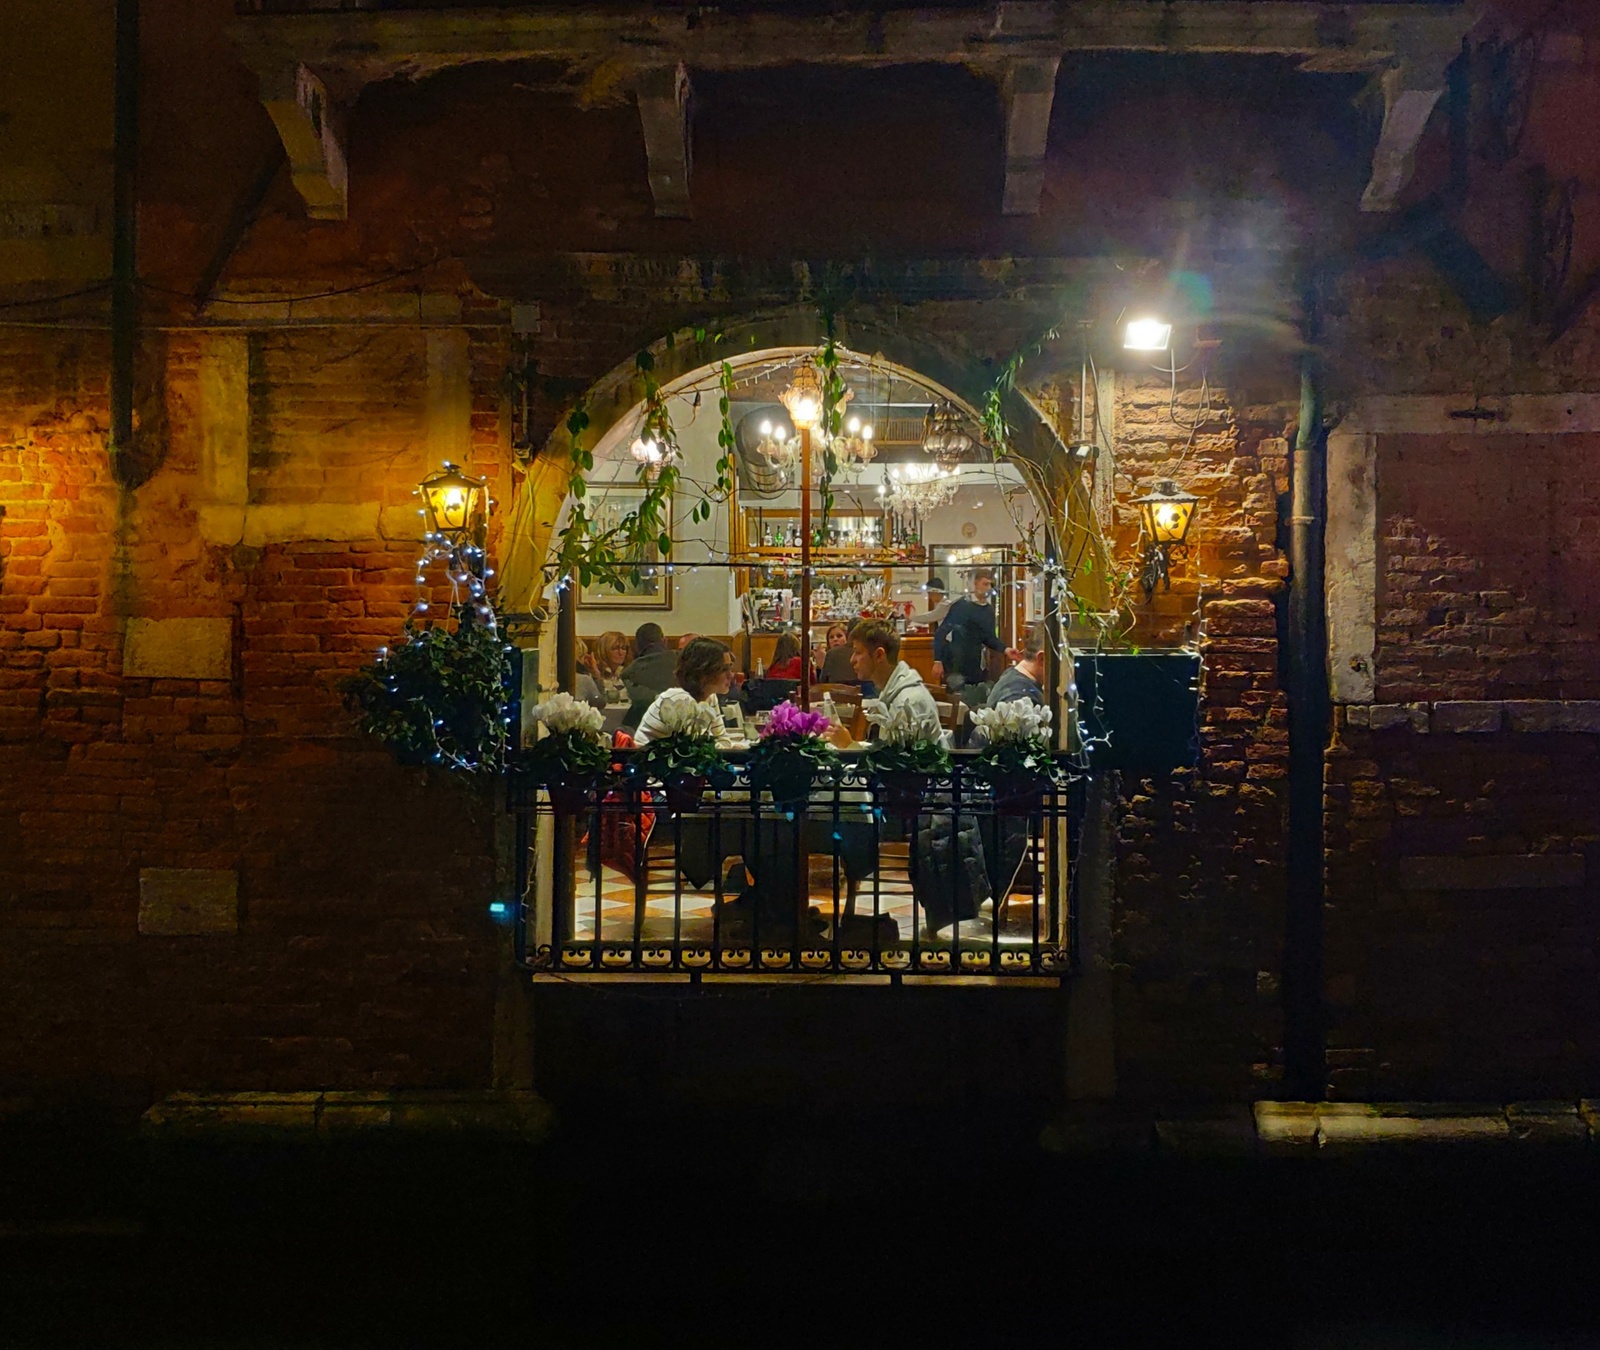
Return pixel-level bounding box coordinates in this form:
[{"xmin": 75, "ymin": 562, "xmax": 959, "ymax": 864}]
[
  {"xmin": 1343, "ymin": 700, "xmax": 1600, "ymax": 734},
  {"xmin": 140, "ymin": 1090, "xmax": 553, "ymax": 1142},
  {"xmin": 1041, "ymin": 1100, "xmax": 1600, "ymax": 1156}
]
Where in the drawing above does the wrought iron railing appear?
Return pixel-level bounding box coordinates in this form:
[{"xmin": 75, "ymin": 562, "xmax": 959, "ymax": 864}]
[{"xmin": 508, "ymin": 750, "xmax": 1081, "ymax": 981}]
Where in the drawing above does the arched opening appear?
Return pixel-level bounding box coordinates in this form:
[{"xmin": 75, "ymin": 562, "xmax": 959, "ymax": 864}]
[{"xmin": 505, "ymin": 315, "xmax": 1091, "ymax": 979}]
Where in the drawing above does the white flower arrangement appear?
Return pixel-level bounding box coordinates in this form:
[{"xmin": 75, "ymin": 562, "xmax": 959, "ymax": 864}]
[
  {"xmin": 863, "ymin": 698, "xmax": 940, "ymax": 747},
  {"xmin": 969, "ymin": 697, "xmax": 1052, "ymax": 746},
  {"xmin": 531, "ymin": 692, "xmax": 606, "ymax": 738},
  {"xmin": 651, "ymin": 693, "xmax": 724, "ymax": 742}
]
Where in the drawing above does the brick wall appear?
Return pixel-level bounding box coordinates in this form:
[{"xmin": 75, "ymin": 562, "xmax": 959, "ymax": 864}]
[
  {"xmin": 0, "ymin": 327, "xmax": 508, "ymax": 1107},
  {"xmin": 1325, "ymin": 716, "xmax": 1600, "ymax": 1099},
  {"xmin": 1377, "ymin": 432, "xmax": 1600, "ymax": 702},
  {"xmin": 1100, "ymin": 374, "xmax": 1296, "ymax": 1100}
]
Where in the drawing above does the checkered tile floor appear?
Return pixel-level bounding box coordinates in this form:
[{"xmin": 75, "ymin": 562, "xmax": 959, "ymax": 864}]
[{"xmin": 564, "ymin": 840, "xmax": 1047, "ymax": 945}]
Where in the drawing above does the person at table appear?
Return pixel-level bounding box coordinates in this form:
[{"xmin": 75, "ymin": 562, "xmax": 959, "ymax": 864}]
[
  {"xmin": 987, "ymin": 621, "xmax": 1048, "ymax": 709},
  {"xmin": 621, "ymin": 622, "xmax": 677, "ymax": 731},
  {"xmin": 632, "ymin": 638, "xmax": 738, "ymax": 746},
  {"xmin": 573, "ymin": 639, "xmax": 607, "ymax": 711},
  {"xmin": 918, "ymin": 577, "xmax": 953, "ymax": 631},
  {"xmin": 849, "ymin": 619, "xmax": 939, "ymax": 733},
  {"xmin": 933, "ymin": 569, "xmax": 1018, "ymax": 703},
  {"xmin": 850, "ymin": 619, "xmax": 990, "ymax": 941},
  {"xmin": 816, "ymin": 621, "xmax": 857, "ymax": 684},
  {"xmin": 765, "ymin": 632, "xmax": 804, "ymax": 680},
  {"xmin": 590, "ymin": 629, "xmax": 631, "ymax": 703}
]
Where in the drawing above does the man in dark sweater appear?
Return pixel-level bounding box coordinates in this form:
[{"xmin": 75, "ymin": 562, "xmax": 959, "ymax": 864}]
[
  {"xmin": 620, "ymin": 622, "xmax": 677, "ymax": 730},
  {"xmin": 933, "ymin": 569, "xmax": 1017, "ymax": 703},
  {"xmin": 986, "ymin": 621, "xmax": 1048, "ymax": 709}
]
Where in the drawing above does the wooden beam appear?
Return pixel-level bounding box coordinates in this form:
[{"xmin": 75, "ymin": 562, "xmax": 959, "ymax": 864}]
[
  {"xmin": 1001, "ymin": 57, "xmax": 1060, "ymax": 216},
  {"xmin": 259, "ymin": 64, "xmax": 348, "ymax": 220},
  {"xmin": 1359, "ymin": 48, "xmax": 1456, "ymax": 213},
  {"xmin": 230, "ymin": 3, "xmax": 1479, "ymax": 86},
  {"xmin": 636, "ymin": 64, "xmax": 692, "ymax": 220}
]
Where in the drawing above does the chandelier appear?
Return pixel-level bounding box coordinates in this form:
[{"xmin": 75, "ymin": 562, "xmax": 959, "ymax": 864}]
[
  {"xmin": 624, "ymin": 431, "xmax": 675, "ymax": 479},
  {"xmin": 880, "ymin": 460, "xmax": 958, "ymax": 513},
  {"xmin": 825, "ymin": 413, "xmax": 876, "ymax": 476},
  {"xmin": 920, "ymin": 401, "xmax": 976, "ymax": 472},
  {"xmin": 755, "ymin": 417, "xmax": 798, "ymax": 478}
]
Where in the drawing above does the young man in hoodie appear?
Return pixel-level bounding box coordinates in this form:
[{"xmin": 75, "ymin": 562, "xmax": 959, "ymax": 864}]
[{"xmin": 849, "ymin": 619, "xmax": 940, "ymax": 735}]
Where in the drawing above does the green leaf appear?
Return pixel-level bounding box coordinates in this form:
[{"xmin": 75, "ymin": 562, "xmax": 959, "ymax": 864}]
[{"xmin": 636, "ymin": 349, "xmax": 655, "ymax": 372}]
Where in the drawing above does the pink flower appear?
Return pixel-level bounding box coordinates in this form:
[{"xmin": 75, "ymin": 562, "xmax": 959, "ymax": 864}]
[{"xmin": 761, "ymin": 700, "xmax": 831, "ymax": 740}]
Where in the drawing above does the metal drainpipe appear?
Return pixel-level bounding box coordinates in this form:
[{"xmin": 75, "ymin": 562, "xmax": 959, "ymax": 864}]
[
  {"xmin": 110, "ymin": 0, "xmax": 141, "ymax": 479},
  {"xmin": 1283, "ymin": 311, "xmax": 1329, "ymax": 1101}
]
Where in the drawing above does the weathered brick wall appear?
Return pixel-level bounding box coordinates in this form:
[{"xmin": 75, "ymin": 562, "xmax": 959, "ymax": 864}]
[
  {"xmin": 1101, "ymin": 374, "xmax": 1296, "ymax": 1100},
  {"xmin": 0, "ymin": 326, "xmax": 509, "ymax": 1107},
  {"xmin": 1325, "ymin": 715, "xmax": 1600, "ymax": 1100},
  {"xmin": 1321, "ymin": 256, "xmax": 1600, "ymax": 1099},
  {"xmin": 1377, "ymin": 432, "xmax": 1600, "ymax": 702}
]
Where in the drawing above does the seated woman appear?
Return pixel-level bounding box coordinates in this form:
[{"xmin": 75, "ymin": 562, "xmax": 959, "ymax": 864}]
[
  {"xmin": 816, "ymin": 621, "xmax": 858, "ymax": 684},
  {"xmin": 573, "ymin": 639, "xmax": 608, "ymax": 710},
  {"xmin": 765, "ymin": 632, "xmax": 804, "ymax": 681},
  {"xmin": 632, "ymin": 637, "xmax": 738, "ymax": 745},
  {"xmin": 590, "ymin": 629, "xmax": 631, "ymax": 703}
]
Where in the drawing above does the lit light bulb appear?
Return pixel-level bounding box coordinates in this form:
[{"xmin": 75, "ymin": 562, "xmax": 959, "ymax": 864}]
[
  {"xmin": 847, "ymin": 416, "xmax": 860, "ymax": 434},
  {"xmin": 759, "ymin": 420, "xmax": 773, "ymax": 436}
]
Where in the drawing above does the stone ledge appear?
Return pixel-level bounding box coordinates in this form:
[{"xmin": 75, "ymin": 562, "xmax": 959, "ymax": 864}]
[
  {"xmin": 1043, "ymin": 1101, "xmax": 1600, "ymax": 1156},
  {"xmin": 1346, "ymin": 700, "xmax": 1600, "ymax": 735},
  {"xmin": 140, "ymin": 1090, "xmax": 554, "ymax": 1142}
]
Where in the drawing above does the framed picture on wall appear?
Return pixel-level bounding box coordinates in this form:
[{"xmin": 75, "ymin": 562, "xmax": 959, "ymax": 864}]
[{"xmin": 577, "ymin": 485, "xmax": 673, "ymax": 610}]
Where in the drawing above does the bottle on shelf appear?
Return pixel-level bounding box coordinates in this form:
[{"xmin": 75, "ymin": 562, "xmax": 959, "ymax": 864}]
[{"xmin": 820, "ymin": 692, "xmax": 837, "ymax": 726}]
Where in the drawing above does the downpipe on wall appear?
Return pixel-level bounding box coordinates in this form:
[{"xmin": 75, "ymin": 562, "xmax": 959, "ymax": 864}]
[
  {"xmin": 1283, "ymin": 296, "xmax": 1330, "ymax": 1100},
  {"xmin": 111, "ymin": 0, "xmax": 140, "ymax": 484}
]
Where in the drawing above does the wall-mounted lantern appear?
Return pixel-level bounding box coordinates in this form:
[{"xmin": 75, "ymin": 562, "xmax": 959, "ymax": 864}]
[
  {"xmin": 418, "ymin": 461, "xmax": 489, "ymax": 553},
  {"xmin": 1134, "ymin": 478, "xmax": 1198, "ymax": 598}
]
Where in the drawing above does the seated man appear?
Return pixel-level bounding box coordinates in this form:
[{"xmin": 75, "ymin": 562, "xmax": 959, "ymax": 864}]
[
  {"xmin": 851, "ymin": 620, "xmax": 990, "ymax": 941},
  {"xmin": 986, "ymin": 621, "xmax": 1048, "ymax": 709},
  {"xmin": 849, "ymin": 619, "xmax": 940, "ymax": 734},
  {"xmin": 620, "ymin": 622, "xmax": 677, "ymax": 730}
]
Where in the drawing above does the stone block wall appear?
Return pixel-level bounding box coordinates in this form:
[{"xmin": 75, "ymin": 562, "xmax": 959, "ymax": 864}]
[{"xmin": 0, "ymin": 325, "xmax": 511, "ymax": 1106}]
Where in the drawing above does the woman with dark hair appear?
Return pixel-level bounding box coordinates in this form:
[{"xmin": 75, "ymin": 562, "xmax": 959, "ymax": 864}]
[
  {"xmin": 632, "ymin": 637, "xmax": 737, "ymax": 745},
  {"xmin": 766, "ymin": 632, "xmax": 803, "ymax": 680},
  {"xmin": 817, "ymin": 621, "xmax": 857, "ymax": 684}
]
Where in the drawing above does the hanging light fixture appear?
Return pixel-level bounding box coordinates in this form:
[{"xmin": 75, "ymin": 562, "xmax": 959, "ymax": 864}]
[
  {"xmin": 830, "ymin": 412, "xmax": 876, "ymax": 475},
  {"xmin": 780, "ymin": 359, "xmax": 824, "ymax": 429},
  {"xmin": 755, "ymin": 417, "xmax": 798, "ymax": 478},
  {"xmin": 921, "ymin": 401, "xmax": 975, "ymax": 472},
  {"xmin": 1133, "ymin": 478, "xmax": 1199, "ymax": 597},
  {"xmin": 629, "ymin": 432, "xmax": 675, "ymax": 477},
  {"xmin": 885, "ymin": 460, "xmax": 959, "ymax": 513}
]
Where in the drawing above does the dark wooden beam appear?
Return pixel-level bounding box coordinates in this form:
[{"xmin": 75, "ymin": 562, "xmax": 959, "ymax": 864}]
[
  {"xmin": 636, "ymin": 64, "xmax": 692, "ymax": 220},
  {"xmin": 1001, "ymin": 57, "xmax": 1060, "ymax": 216}
]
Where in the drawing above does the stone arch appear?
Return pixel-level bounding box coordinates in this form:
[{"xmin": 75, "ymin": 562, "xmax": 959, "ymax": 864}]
[{"xmin": 503, "ymin": 305, "xmax": 1103, "ymax": 612}]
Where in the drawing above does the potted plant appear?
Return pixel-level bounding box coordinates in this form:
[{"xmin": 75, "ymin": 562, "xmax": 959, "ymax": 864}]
[
  {"xmin": 633, "ymin": 696, "xmax": 729, "ymax": 814},
  {"xmin": 861, "ymin": 700, "xmax": 951, "ymax": 819},
  {"xmin": 746, "ymin": 700, "xmax": 838, "ymax": 814},
  {"xmin": 340, "ymin": 612, "xmax": 511, "ymax": 775},
  {"xmin": 968, "ymin": 698, "xmax": 1064, "ymax": 816},
  {"xmin": 523, "ymin": 692, "xmax": 610, "ymax": 815}
]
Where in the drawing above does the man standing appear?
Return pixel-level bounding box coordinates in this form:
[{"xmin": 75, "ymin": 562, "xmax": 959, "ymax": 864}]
[
  {"xmin": 620, "ymin": 622, "xmax": 677, "ymax": 730},
  {"xmin": 933, "ymin": 569, "xmax": 1017, "ymax": 703}
]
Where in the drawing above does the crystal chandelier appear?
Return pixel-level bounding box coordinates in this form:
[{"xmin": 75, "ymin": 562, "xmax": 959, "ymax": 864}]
[
  {"xmin": 826, "ymin": 413, "xmax": 876, "ymax": 476},
  {"xmin": 755, "ymin": 417, "xmax": 798, "ymax": 479},
  {"xmin": 629, "ymin": 433, "xmax": 675, "ymax": 475},
  {"xmin": 880, "ymin": 460, "xmax": 958, "ymax": 513},
  {"xmin": 920, "ymin": 401, "xmax": 976, "ymax": 472}
]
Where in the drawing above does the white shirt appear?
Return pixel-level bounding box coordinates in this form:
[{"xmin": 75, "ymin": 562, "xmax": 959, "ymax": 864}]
[{"xmin": 631, "ymin": 688, "xmax": 738, "ymax": 747}]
